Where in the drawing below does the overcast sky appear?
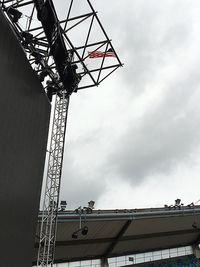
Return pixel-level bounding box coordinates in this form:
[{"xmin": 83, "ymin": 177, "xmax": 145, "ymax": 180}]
[{"xmin": 55, "ymin": 0, "xmax": 200, "ymax": 210}]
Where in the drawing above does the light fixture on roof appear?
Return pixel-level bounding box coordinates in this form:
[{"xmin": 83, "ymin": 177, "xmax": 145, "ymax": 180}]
[
  {"xmin": 60, "ymin": 200, "xmax": 67, "ymax": 211},
  {"xmin": 88, "ymin": 200, "xmax": 95, "ymax": 210},
  {"xmin": 72, "ymin": 201, "xmax": 94, "ymax": 239},
  {"xmin": 175, "ymin": 199, "xmax": 181, "ymax": 206},
  {"xmin": 187, "ymin": 202, "xmax": 194, "ymax": 208},
  {"xmin": 83, "ymin": 200, "xmax": 95, "ymax": 214}
]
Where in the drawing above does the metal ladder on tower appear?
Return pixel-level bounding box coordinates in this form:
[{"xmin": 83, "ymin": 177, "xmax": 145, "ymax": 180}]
[{"xmin": 37, "ymin": 93, "xmax": 70, "ymax": 266}]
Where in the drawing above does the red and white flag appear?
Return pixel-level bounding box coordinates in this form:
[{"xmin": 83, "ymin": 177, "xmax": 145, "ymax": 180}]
[{"xmin": 88, "ymin": 48, "xmax": 116, "ymax": 58}]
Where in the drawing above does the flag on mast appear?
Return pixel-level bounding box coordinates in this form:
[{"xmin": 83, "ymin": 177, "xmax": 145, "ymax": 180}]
[{"xmin": 88, "ymin": 48, "xmax": 116, "ymax": 58}]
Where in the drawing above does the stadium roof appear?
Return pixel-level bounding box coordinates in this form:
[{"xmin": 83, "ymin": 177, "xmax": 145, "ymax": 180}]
[{"xmin": 34, "ymin": 206, "xmax": 200, "ymax": 263}]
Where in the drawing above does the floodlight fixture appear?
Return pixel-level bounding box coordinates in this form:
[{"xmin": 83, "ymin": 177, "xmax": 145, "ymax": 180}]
[
  {"xmin": 88, "ymin": 200, "xmax": 95, "ymax": 209},
  {"xmin": 81, "ymin": 226, "xmax": 88, "ymax": 236},
  {"xmin": 188, "ymin": 202, "xmax": 194, "ymax": 208},
  {"xmin": 60, "ymin": 200, "xmax": 67, "ymax": 211},
  {"xmin": 7, "ymin": 7, "xmax": 22, "ymax": 23},
  {"xmin": 192, "ymin": 222, "xmax": 197, "ymax": 229},
  {"xmin": 31, "ymin": 51, "xmax": 43, "ymax": 65},
  {"xmin": 72, "ymin": 232, "xmax": 78, "ymax": 239},
  {"xmin": 175, "ymin": 199, "xmax": 181, "ymax": 206},
  {"xmin": 72, "ymin": 225, "xmax": 89, "ymax": 239},
  {"xmin": 21, "ymin": 31, "xmax": 33, "ymax": 44},
  {"xmin": 39, "ymin": 70, "xmax": 49, "ymax": 82}
]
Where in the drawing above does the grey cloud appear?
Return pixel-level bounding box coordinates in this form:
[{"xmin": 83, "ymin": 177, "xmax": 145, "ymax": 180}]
[
  {"xmin": 122, "ymin": 6, "xmax": 193, "ymax": 96},
  {"xmin": 60, "ymin": 132, "xmax": 106, "ymax": 209},
  {"xmin": 60, "ymin": 167, "xmax": 104, "ymax": 209},
  {"xmin": 107, "ymin": 70, "xmax": 200, "ymax": 185},
  {"xmin": 60, "ymin": 157, "xmax": 105, "ymax": 209}
]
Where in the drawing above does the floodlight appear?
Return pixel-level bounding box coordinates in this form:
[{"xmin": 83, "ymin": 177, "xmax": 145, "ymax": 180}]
[
  {"xmin": 39, "ymin": 70, "xmax": 49, "ymax": 82},
  {"xmin": 187, "ymin": 202, "xmax": 194, "ymax": 208},
  {"xmin": 62, "ymin": 64, "xmax": 80, "ymax": 95},
  {"xmin": 81, "ymin": 226, "xmax": 88, "ymax": 236},
  {"xmin": 60, "ymin": 200, "xmax": 67, "ymax": 211},
  {"xmin": 192, "ymin": 222, "xmax": 197, "ymax": 229},
  {"xmin": 21, "ymin": 31, "xmax": 33, "ymax": 44},
  {"xmin": 46, "ymin": 85, "xmax": 58, "ymax": 102},
  {"xmin": 88, "ymin": 200, "xmax": 95, "ymax": 209},
  {"xmin": 72, "ymin": 232, "xmax": 78, "ymax": 239},
  {"xmin": 31, "ymin": 51, "xmax": 43, "ymax": 64},
  {"xmin": 175, "ymin": 199, "xmax": 181, "ymax": 205},
  {"xmin": 7, "ymin": 7, "xmax": 22, "ymax": 23}
]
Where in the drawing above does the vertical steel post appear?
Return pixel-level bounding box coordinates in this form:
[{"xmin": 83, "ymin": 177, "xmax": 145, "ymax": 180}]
[{"xmin": 37, "ymin": 94, "xmax": 69, "ymax": 266}]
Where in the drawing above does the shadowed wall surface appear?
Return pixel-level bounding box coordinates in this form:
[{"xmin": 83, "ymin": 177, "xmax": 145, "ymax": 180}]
[{"xmin": 0, "ymin": 9, "xmax": 50, "ymax": 267}]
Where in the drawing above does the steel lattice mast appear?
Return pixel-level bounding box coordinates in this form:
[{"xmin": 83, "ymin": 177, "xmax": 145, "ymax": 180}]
[
  {"xmin": 0, "ymin": 0, "xmax": 122, "ymax": 266},
  {"xmin": 37, "ymin": 95, "xmax": 70, "ymax": 266}
]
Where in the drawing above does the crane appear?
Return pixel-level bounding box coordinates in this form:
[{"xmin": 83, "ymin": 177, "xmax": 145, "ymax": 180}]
[{"xmin": 0, "ymin": 0, "xmax": 122, "ymax": 265}]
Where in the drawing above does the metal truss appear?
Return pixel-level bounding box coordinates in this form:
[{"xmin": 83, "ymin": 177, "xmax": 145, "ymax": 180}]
[
  {"xmin": 37, "ymin": 94, "xmax": 69, "ymax": 266},
  {"xmin": 0, "ymin": 0, "xmax": 122, "ymax": 92},
  {"xmin": 0, "ymin": 1, "xmax": 122, "ymax": 266}
]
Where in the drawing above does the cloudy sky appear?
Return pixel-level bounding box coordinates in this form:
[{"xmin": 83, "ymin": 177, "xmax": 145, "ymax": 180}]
[{"xmin": 55, "ymin": 0, "xmax": 200, "ymax": 210}]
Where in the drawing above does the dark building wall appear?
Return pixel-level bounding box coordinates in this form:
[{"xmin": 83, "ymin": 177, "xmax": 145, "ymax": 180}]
[{"xmin": 0, "ymin": 10, "xmax": 50, "ymax": 267}]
